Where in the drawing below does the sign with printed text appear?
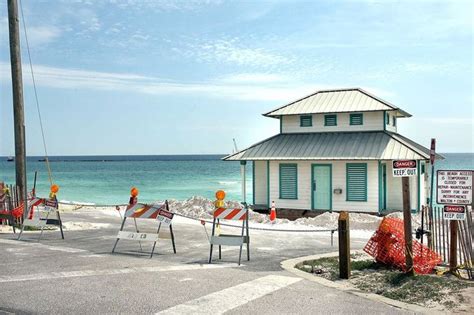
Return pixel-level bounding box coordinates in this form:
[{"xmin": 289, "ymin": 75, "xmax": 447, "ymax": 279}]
[
  {"xmin": 157, "ymin": 209, "xmax": 174, "ymax": 226},
  {"xmin": 443, "ymin": 205, "xmax": 466, "ymax": 221},
  {"xmin": 117, "ymin": 231, "xmax": 159, "ymax": 242},
  {"xmin": 392, "ymin": 160, "xmax": 417, "ymax": 177},
  {"xmin": 437, "ymin": 170, "xmax": 472, "ymax": 205}
]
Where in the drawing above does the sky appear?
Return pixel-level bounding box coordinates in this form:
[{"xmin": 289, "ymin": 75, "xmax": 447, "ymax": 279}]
[{"xmin": 0, "ymin": 0, "xmax": 472, "ymax": 156}]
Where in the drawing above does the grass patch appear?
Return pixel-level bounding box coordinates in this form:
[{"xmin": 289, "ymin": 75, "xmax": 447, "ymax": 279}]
[{"xmin": 296, "ymin": 253, "xmax": 473, "ymax": 311}]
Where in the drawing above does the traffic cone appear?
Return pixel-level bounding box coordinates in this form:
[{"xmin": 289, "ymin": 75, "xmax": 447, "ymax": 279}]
[{"xmin": 270, "ymin": 201, "xmax": 276, "ymax": 222}]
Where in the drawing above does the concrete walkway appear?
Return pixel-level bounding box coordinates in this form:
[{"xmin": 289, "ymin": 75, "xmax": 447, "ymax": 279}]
[{"xmin": 0, "ymin": 209, "xmax": 410, "ymax": 314}]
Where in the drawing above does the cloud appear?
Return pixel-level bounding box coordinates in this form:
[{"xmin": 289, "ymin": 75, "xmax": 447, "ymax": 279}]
[
  {"xmin": 218, "ymin": 73, "xmax": 287, "ymax": 84},
  {"xmin": 106, "ymin": 0, "xmax": 223, "ymax": 11},
  {"xmin": 0, "ymin": 18, "xmax": 61, "ymax": 47},
  {"xmin": 175, "ymin": 38, "xmax": 294, "ymax": 68},
  {"xmin": 0, "ymin": 62, "xmax": 338, "ymax": 102}
]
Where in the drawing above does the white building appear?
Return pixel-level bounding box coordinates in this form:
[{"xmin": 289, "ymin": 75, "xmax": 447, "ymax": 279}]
[{"xmin": 224, "ymin": 88, "xmax": 441, "ymax": 214}]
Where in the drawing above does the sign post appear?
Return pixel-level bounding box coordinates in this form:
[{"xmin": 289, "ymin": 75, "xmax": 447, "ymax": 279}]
[
  {"xmin": 393, "ymin": 160, "xmax": 418, "ymax": 276},
  {"xmin": 428, "ymin": 138, "xmax": 436, "ymax": 249},
  {"xmin": 436, "ymin": 169, "xmax": 472, "ymax": 272}
]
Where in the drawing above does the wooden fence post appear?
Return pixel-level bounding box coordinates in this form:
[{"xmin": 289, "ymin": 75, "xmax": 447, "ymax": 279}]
[
  {"xmin": 450, "ymin": 220, "xmax": 458, "ymax": 272},
  {"xmin": 402, "ymin": 177, "xmax": 415, "ymax": 276},
  {"xmin": 338, "ymin": 211, "xmax": 350, "ymax": 279}
]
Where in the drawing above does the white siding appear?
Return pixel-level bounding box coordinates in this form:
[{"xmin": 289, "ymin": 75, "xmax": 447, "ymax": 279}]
[
  {"xmin": 268, "ymin": 160, "xmax": 379, "ymax": 213},
  {"xmin": 281, "ymin": 112, "xmax": 384, "ymax": 133},
  {"xmin": 253, "ymin": 161, "xmax": 268, "ymax": 205}
]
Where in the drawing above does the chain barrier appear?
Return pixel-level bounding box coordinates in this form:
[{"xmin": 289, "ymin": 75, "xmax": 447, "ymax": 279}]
[{"xmin": 57, "ymin": 201, "xmax": 337, "ymax": 234}]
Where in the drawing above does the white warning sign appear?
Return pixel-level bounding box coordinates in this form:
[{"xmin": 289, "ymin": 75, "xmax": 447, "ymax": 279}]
[
  {"xmin": 443, "ymin": 205, "xmax": 466, "ymax": 221},
  {"xmin": 437, "ymin": 170, "xmax": 472, "ymax": 205}
]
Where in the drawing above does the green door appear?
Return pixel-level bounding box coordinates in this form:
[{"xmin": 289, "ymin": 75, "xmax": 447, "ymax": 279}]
[{"xmin": 312, "ymin": 165, "xmax": 332, "ymax": 210}]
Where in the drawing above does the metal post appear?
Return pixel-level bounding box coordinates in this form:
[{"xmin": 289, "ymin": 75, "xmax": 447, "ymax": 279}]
[
  {"xmin": 240, "ymin": 161, "xmax": 247, "ymax": 203},
  {"xmin": 7, "ymin": 0, "xmax": 28, "ymax": 219},
  {"xmin": 402, "ymin": 177, "xmax": 414, "ymax": 276},
  {"xmin": 428, "ymin": 139, "xmax": 436, "ymax": 249}
]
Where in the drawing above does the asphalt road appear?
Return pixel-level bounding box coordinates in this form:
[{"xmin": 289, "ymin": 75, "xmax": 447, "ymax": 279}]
[{"xmin": 0, "ymin": 209, "xmax": 411, "ymax": 314}]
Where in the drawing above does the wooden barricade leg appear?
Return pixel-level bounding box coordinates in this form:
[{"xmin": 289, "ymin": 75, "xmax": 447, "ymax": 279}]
[
  {"xmin": 57, "ymin": 211, "xmax": 64, "ymax": 239},
  {"xmin": 150, "ymin": 222, "xmax": 162, "ymax": 258},
  {"xmin": 218, "ymin": 219, "xmax": 222, "ymax": 260},
  {"xmin": 169, "ymin": 224, "xmax": 177, "ymax": 254},
  {"xmin": 112, "ymin": 217, "xmax": 127, "ymax": 253},
  {"xmin": 238, "ymin": 220, "xmax": 245, "ymax": 266},
  {"xmin": 133, "ymin": 218, "xmax": 143, "ymax": 252},
  {"xmin": 246, "ymin": 216, "xmax": 250, "ymax": 261},
  {"xmin": 209, "ymin": 218, "xmax": 216, "ymax": 263},
  {"xmin": 17, "ymin": 203, "xmax": 31, "ymax": 240},
  {"xmin": 38, "ymin": 211, "xmax": 51, "ymax": 242}
]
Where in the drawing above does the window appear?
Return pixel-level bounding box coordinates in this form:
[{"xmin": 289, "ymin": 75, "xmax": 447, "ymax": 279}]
[
  {"xmin": 324, "ymin": 114, "xmax": 337, "ymax": 126},
  {"xmin": 300, "ymin": 115, "xmax": 312, "ymax": 127},
  {"xmin": 346, "ymin": 163, "xmax": 367, "ymax": 202},
  {"xmin": 386, "ymin": 113, "xmax": 390, "ymax": 125},
  {"xmin": 350, "ymin": 113, "xmax": 363, "ymax": 125},
  {"xmin": 392, "ymin": 116, "xmax": 397, "ymax": 127},
  {"xmin": 279, "ymin": 164, "xmax": 297, "ymax": 199}
]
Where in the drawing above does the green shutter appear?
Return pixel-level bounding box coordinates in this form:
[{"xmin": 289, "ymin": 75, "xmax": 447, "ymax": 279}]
[
  {"xmin": 324, "ymin": 114, "xmax": 337, "ymax": 126},
  {"xmin": 279, "ymin": 164, "xmax": 297, "ymax": 199},
  {"xmin": 392, "ymin": 116, "xmax": 397, "ymax": 126},
  {"xmin": 300, "ymin": 115, "xmax": 312, "ymax": 127},
  {"xmin": 350, "ymin": 113, "xmax": 363, "ymax": 125},
  {"xmin": 386, "ymin": 113, "xmax": 390, "ymax": 125},
  {"xmin": 346, "ymin": 163, "xmax": 367, "ymax": 202}
]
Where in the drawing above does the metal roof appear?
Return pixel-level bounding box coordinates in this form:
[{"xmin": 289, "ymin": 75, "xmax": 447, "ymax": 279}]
[
  {"xmin": 223, "ymin": 131, "xmax": 442, "ymax": 161},
  {"xmin": 263, "ymin": 88, "xmax": 411, "ymax": 118}
]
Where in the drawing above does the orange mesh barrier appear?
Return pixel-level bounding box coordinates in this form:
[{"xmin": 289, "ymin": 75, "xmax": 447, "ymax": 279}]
[{"xmin": 364, "ymin": 217, "xmax": 442, "ymax": 274}]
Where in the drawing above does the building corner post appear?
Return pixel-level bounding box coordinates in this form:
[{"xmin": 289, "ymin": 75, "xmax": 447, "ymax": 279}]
[{"xmin": 240, "ymin": 161, "xmax": 247, "ymax": 203}]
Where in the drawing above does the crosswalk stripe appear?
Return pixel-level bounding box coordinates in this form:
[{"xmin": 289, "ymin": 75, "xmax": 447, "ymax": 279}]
[
  {"xmin": 0, "ymin": 263, "xmax": 239, "ymax": 283},
  {"xmin": 156, "ymin": 275, "xmax": 302, "ymax": 314},
  {"xmin": 0, "ymin": 238, "xmax": 87, "ymax": 253}
]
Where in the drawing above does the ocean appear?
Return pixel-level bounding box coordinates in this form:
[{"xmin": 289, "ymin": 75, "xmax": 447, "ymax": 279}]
[{"xmin": 0, "ymin": 153, "xmax": 472, "ymax": 205}]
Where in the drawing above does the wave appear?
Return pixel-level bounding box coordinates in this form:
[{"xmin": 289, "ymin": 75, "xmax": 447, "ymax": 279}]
[{"xmin": 218, "ymin": 181, "xmax": 238, "ymax": 185}]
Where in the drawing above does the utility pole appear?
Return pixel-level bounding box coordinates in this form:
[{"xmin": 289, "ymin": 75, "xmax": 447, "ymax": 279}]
[{"xmin": 8, "ymin": 0, "xmax": 28, "ymax": 217}]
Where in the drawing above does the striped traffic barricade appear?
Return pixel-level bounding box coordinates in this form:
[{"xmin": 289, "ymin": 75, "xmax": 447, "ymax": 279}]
[
  {"xmin": 209, "ymin": 202, "xmax": 249, "ymax": 265},
  {"xmin": 112, "ymin": 201, "xmax": 176, "ymax": 258},
  {"xmin": 18, "ymin": 197, "xmax": 64, "ymax": 241}
]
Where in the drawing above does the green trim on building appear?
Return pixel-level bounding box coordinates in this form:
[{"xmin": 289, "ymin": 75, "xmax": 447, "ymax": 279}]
[
  {"xmin": 386, "ymin": 112, "xmax": 390, "ymax": 125},
  {"xmin": 346, "ymin": 163, "xmax": 368, "ymax": 202},
  {"xmin": 378, "ymin": 161, "xmax": 382, "ymax": 213},
  {"xmin": 350, "ymin": 113, "xmax": 363, "ymax": 125},
  {"xmin": 266, "ymin": 160, "xmax": 270, "ymax": 206},
  {"xmin": 417, "ymin": 161, "xmax": 421, "ymax": 213},
  {"xmin": 279, "ymin": 163, "xmax": 298, "ymax": 199},
  {"xmin": 383, "ymin": 111, "xmax": 386, "ymax": 130},
  {"xmin": 252, "ymin": 161, "xmax": 255, "ymax": 205},
  {"xmin": 300, "ymin": 115, "xmax": 313, "ymax": 127},
  {"xmin": 324, "ymin": 114, "xmax": 337, "ymax": 126},
  {"xmin": 311, "ymin": 164, "xmax": 332, "ymax": 211}
]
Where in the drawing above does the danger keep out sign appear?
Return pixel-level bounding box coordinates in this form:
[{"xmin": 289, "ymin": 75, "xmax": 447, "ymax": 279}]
[
  {"xmin": 443, "ymin": 205, "xmax": 466, "ymax": 221},
  {"xmin": 392, "ymin": 160, "xmax": 417, "ymax": 177},
  {"xmin": 437, "ymin": 170, "xmax": 472, "ymax": 205}
]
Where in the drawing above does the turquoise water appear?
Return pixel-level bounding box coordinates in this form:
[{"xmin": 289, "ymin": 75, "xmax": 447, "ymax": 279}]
[
  {"xmin": 0, "ymin": 153, "xmax": 472, "ymax": 205},
  {"xmin": 0, "ymin": 155, "xmax": 252, "ymax": 204}
]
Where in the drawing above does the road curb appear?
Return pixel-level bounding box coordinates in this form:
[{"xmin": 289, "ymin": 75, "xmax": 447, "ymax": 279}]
[{"xmin": 281, "ymin": 251, "xmax": 443, "ymax": 315}]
